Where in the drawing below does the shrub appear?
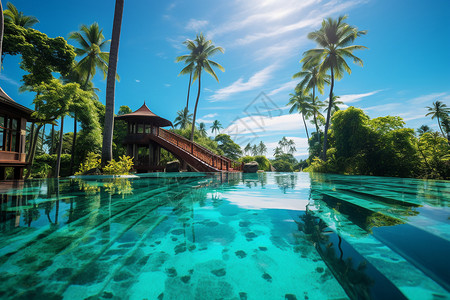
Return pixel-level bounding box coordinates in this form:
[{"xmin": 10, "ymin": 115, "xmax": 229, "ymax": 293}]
[
  {"xmin": 75, "ymin": 152, "xmax": 101, "ymax": 175},
  {"xmin": 103, "ymin": 155, "xmax": 134, "ymax": 175},
  {"xmin": 239, "ymin": 155, "xmax": 271, "ymax": 171}
]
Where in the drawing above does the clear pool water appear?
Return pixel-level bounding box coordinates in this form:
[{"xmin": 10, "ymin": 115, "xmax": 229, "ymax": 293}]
[{"xmin": 0, "ymin": 172, "xmax": 448, "ymax": 299}]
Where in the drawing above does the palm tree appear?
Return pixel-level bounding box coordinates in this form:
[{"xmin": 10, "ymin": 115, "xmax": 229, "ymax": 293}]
[
  {"xmin": 417, "ymin": 125, "xmax": 431, "ymax": 136},
  {"xmin": 102, "ymin": 0, "xmax": 124, "ymax": 165},
  {"xmin": 324, "ymin": 95, "xmax": 344, "ymax": 114},
  {"xmin": 69, "ymin": 23, "xmax": 111, "ymax": 88},
  {"xmin": 187, "ymin": 33, "xmax": 224, "ymax": 142},
  {"xmin": 288, "ymin": 92, "xmax": 312, "ymax": 140},
  {"xmin": 251, "ymin": 144, "xmax": 258, "ymax": 156},
  {"xmin": 302, "ymin": 15, "xmax": 366, "ymax": 160},
  {"xmin": 425, "ymin": 101, "xmax": 450, "ymax": 139},
  {"xmin": 257, "ymin": 141, "xmax": 267, "ymax": 156},
  {"xmin": 198, "ymin": 122, "xmax": 207, "ymax": 136},
  {"xmin": 287, "ymin": 139, "xmax": 296, "ymax": 155},
  {"xmin": 293, "ymin": 66, "xmax": 329, "ymax": 143},
  {"xmin": 274, "ymin": 146, "xmax": 282, "ymax": 157},
  {"xmin": 210, "ymin": 120, "xmax": 223, "ymax": 134},
  {"xmin": 244, "ymin": 143, "xmax": 252, "ymax": 156},
  {"xmin": 4, "ymin": 2, "xmax": 39, "ymax": 28},
  {"xmin": 176, "ymin": 43, "xmax": 196, "ymax": 110},
  {"xmin": 174, "ymin": 107, "xmax": 192, "ymax": 128},
  {"xmin": 0, "ymin": 1, "xmax": 4, "ymax": 71}
]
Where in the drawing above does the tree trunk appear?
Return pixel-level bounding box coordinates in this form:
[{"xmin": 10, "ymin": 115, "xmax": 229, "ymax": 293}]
[
  {"xmin": 25, "ymin": 124, "xmax": 43, "ymax": 179},
  {"xmin": 0, "ymin": 0, "xmax": 3, "ymax": 70},
  {"xmin": 27, "ymin": 122, "xmax": 35, "ymax": 161},
  {"xmin": 190, "ymin": 70, "xmax": 201, "ymax": 142},
  {"xmin": 185, "ymin": 71, "xmax": 192, "ymax": 110},
  {"xmin": 50, "ymin": 124, "xmax": 55, "ymax": 154},
  {"xmin": 55, "ymin": 116, "xmax": 65, "ymax": 178},
  {"xmin": 312, "ymin": 88, "xmax": 320, "ymax": 145},
  {"xmin": 302, "ymin": 114, "xmax": 309, "ymax": 141},
  {"xmin": 70, "ymin": 112, "xmax": 77, "ymax": 174},
  {"xmin": 102, "ymin": 0, "xmax": 124, "ymax": 166},
  {"xmin": 40, "ymin": 124, "xmax": 45, "ymax": 153},
  {"xmin": 322, "ymin": 66, "xmax": 334, "ymax": 161}
]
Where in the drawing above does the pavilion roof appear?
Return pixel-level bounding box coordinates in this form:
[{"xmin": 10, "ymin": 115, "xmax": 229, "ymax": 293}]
[
  {"xmin": 115, "ymin": 102, "xmax": 173, "ymax": 127},
  {"xmin": 0, "ymin": 87, "xmax": 34, "ymax": 117}
]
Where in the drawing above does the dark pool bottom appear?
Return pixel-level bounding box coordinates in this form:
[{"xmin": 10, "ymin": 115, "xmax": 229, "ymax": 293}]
[{"xmin": 0, "ymin": 172, "xmax": 448, "ymax": 299}]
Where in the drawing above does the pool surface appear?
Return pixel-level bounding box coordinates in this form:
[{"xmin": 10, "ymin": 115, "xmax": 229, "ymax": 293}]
[{"xmin": 0, "ymin": 173, "xmax": 449, "ymax": 299}]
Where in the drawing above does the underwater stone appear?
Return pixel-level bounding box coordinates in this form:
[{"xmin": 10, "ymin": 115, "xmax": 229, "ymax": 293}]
[
  {"xmin": 174, "ymin": 243, "xmax": 187, "ymax": 254},
  {"xmin": 155, "ymin": 241, "xmax": 161, "ymax": 245},
  {"xmin": 245, "ymin": 232, "xmax": 257, "ymax": 239},
  {"xmin": 285, "ymin": 294, "xmax": 297, "ymax": 300},
  {"xmin": 171, "ymin": 229, "xmax": 184, "ymax": 235},
  {"xmin": 181, "ymin": 275, "xmax": 191, "ymax": 283},
  {"xmin": 113, "ymin": 270, "xmax": 131, "ymax": 282},
  {"xmin": 315, "ymin": 267, "xmax": 324, "ymax": 273},
  {"xmin": 188, "ymin": 269, "xmax": 194, "ymax": 274},
  {"xmin": 51, "ymin": 268, "xmax": 73, "ymax": 281},
  {"xmin": 235, "ymin": 250, "xmax": 247, "ymax": 258},
  {"xmin": 262, "ymin": 272, "xmax": 272, "ymax": 282},
  {"xmin": 171, "ymin": 237, "xmax": 178, "ymax": 242},
  {"xmin": 258, "ymin": 246, "xmax": 268, "ymax": 251},
  {"xmin": 157, "ymin": 292, "xmax": 164, "ymax": 300},
  {"xmin": 102, "ymin": 291, "xmax": 113, "ymax": 298},
  {"xmin": 211, "ymin": 268, "xmax": 226, "ymax": 277},
  {"xmin": 188, "ymin": 244, "xmax": 196, "ymax": 251},
  {"xmin": 239, "ymin": 221, "xmax": 251, "ymax": 228},
  {"xmin": 239, "ymin": 292, "xmax": 248, "ymax": 300},
  {"xmin": 206, "ymin": 221, "xmax": 219, "ymax": 227},
  {"xmin": 166, "ymin": 267, "xmax": 177, "ymax": 277}
]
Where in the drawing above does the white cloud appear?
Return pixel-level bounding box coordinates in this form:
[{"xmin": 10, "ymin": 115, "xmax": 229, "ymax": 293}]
[
  {"xmin": 209, "ymin": 64, "xmax": 277, "ymax": 101},
  {"xmin": 135, "ymin": 79, "xmax": 141, "ymax": 83},
  {"xmin": 197, "ymin": 113, "xmax": 219, "ymax": 124},
  {"xmin": 202, "ymin": 113, "xmax": 218, "ymax": 119},
  {"xmin": 339, "ymin": 90, "xmax": 381, "ymax": 103},
  {"xmin": 165, "ymin": 83, "xmax": 171, "ymax": 87},
  {"xmin": 186, "ymin": 19, "xmax": 209, "ymax": 31},
  {"xmin": 0, "ymin": 74, "xmax": 20, "ymax": 87},
  {"xmin": 268, "ymin": 80, "xmax": 298, "ymax": 96}
]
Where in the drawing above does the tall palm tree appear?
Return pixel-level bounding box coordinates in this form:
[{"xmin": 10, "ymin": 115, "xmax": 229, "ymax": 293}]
[
  {"xmin": 3, "ymin": 2, "xmax": 39, "ymax": 28},
  {"xmin": 102, "ymin": 0, "xmax": 124, "ymax": 165},
  {"xmin": 176, "ymin": 43, "xmax": 196, "ymax": 110},
  {"xmin": 0, "ymin": 1, "xmax": 4, "ymax": 72},
  {"xmin": 187, "ymin": 33, "xmax": 224, "ymax": 142},
  {"xmin": 198, "ymin": 122, "xmax": 207, "ymax": 137},
  {"xmin": 257, "ymin": 141, "xmax": 267, "ymax": 156},
  {"xmin": 174, "ymin": 107, "xmax": 192, "ymax": 128},
  {"xmin": 425, "ymin": 101, "xmax": 450, "ymax": 139},
  {"xmin": 293, "ymin": 66, "xmax": 329, "ymax": 143},
  {"xmin": 69, "ymin": 23, "xmax": 111, "ymax": 88},
  {"xmin": 244, "ymin": 143, "xmax": 252, "ymax": 156},
  {"xmin": 417, "ymin": 125, "xmax": 431, "ymax": 136},
  {"xmin": 210, "ymin": 119, "xmax": 223, "ymax": 134},
  {"xmin": 302, "ymin": 15, "xmax": 366, "ymax": 160},
  {"xmin": 324, "ymin": 95, "xmax": 344, "ymax": 114},
  {"xmin": 288, "ymin": 92, "xmax": 313, "ymax": 141}
]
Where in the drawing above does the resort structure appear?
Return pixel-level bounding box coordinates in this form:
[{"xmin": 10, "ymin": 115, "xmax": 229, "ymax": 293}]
[
  {"xmin": 116, "ymin": 103, "xmax": 242, "ymax": 172},
  {"xmin": 0, "ymin": 87, "xmax": 33, "ymax": 180}
]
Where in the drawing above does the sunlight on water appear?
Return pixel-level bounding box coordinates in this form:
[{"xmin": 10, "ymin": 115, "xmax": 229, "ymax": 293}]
[{"xmin": 0, "ymin": 173, "xmax": 448, "ymax": 299}]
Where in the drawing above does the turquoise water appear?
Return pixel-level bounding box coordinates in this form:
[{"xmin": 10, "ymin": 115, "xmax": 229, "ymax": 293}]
[{"xmin": 0, "ymin": 173, "xmax": 449, "ymax": 299}]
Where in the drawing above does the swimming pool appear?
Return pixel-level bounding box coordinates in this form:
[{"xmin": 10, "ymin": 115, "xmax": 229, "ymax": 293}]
[{"xmin": 0, "ymin": 173, "xmax": 448, "ymax": 299}]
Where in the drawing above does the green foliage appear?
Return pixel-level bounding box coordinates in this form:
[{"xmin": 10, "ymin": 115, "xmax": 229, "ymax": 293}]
[
  {"xmin": 417, "ymin": 132, "xmax": 450, "ymax": 178},
  {"xmin": 112, "ymin": 106, "xmax": 132, "ymax": 159},
  {"xmin": 272, "ymin": 160, "xmax": 294, "ymax": 172},
  {"xmin": 239, "ymin": 155, "xmax": 271, "ymax": 171},
  {"xmin": 32, "ymin": 154, "xmax": 71, "ymax": 178},
  {"xmin": 103, "ymin": 156, "xmax": 134, "ymax": 175},
  {"xmin": 75, "ymin": 152, "xmax": 101, "ymax": 175},
  {"xmin": 214, "ymin": 134, "xmax": 242, "ymax": 160},
  {"xmin": 3, "ymin": 22, "xmax": 75, "ymax": 86}
]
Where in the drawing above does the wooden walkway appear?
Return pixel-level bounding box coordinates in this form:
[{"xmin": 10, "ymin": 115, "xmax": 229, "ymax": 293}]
[{"xmin": 126, "ymin": 128, "xmax": 243, "ymax": 172}]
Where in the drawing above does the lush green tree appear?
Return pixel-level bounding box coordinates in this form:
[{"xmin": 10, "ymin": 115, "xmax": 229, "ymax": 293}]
[
  {"xmin": 302, "ymin": 15, "xmax": 366, "ymax": 160},
  {"xmin": 3, "ymin": 2, "xmax": 38, "ymax": 29},
  {"xmin": 174, "ymin": 107, "xmax": 192, "ymax": 128},
  {"xmin": 210, "ymin": 120, "xmax": 223, "ymax": 134},
  {"xmin": 214, "ymin": 134, "xmax": 242, "ymax": 160},
  {"xmin": 324, "ymin": 95, "xmax": 344, "ymax": 115},
  {"xmin": 417, "ymin": 132, "xmax": 450, "ymax": 178},
  {"xmin": 288, "ymin": 91, "xmax": 313, "ymax": 140},
  {"xmin": 102, "ymin": 0, "xmax": 124, "ymax": 165},
  {"xmin": 240, "ymin": 155, "xmax": 271, "ymax": 171},
  {"xmin": 425, "ymin": 101, "xmax": 450, "ymax": 140},
  {"xmin": 176, "ymin": 40, "xmax": 195, "ymax": 110},
  {"xmin": 186, "ymin": 33, "xmax": 224, "ymax": 142},
  {"xmin": 272, "ymin": 160, "xmax": 294, "ymax": 172}
]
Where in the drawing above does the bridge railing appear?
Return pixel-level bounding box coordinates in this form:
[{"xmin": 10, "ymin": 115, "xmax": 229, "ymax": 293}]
[{"xmin": 158, "ymin": 129, "xmax": 243, "ymax": 171}]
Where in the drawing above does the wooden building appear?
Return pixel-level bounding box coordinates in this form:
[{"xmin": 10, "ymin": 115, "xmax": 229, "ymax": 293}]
[
  {"xmin": 0, "ymin": 87, "xmax": 34, "ymax": 180},
  {"xmin": 116, "ymin": 103, "xmax": 173, "ymax": 172}
]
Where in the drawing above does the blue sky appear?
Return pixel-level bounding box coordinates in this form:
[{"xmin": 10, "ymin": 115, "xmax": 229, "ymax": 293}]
[{"xmin": 1, "ymin": 0, "xmax": 449, "ymax": 158}]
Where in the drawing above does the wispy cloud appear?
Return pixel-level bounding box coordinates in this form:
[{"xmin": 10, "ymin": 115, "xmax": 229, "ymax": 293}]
[
  {"xmin": 268, "ymin": 80, "xmax": 298, "ymax": 96},
  {"xmin": 164, "ymin": 83, "xmax": 171, "ymax": 87},
  {"xmin": 135, "ymin": 79, "xmax": 141, "ymax": 83},
  {"xmin": 0, "ymin": 74, "xmax": 20, "ymax": 87},
  {"xmin": 339, "ymin": 90, "xmax": 381, "ymax": 103},
  {"xmin": 209, "ymin": 64, "xmax": 277, "ymax": 102},
  {"xmin": 186, "ymin": 19, "xmax": 209, "ymax": 31}
]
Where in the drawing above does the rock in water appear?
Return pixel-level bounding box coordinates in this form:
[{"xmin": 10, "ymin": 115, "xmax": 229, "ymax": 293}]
[{"xmin": 243, "ymin": 161, "xmax": 259, "ymax": 173}]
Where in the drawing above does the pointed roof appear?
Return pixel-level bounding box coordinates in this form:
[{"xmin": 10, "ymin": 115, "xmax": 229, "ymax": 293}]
[
  {"xmin": 115, "ymin": 102, "xmax": 173, "ymax": 127},
  {"xmin": 0, "ymin": 86, "xmax": 34, "ymax": 116}
]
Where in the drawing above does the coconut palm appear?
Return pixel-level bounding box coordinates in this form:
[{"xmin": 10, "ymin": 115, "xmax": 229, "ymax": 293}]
[
  {"xmin": 176, "ymin": 44, "xmax": 196, "ymax": 110},
  {"xmin": 302, "ymin": 15, "xmax": 367, "ymax": 160},
  {"xmin": 187, "ymin": 33, "xmax": 224, "ymax": 141},
  {"xmin": 288, "ymin": 92, "xmax": 313, "ymax": 141},
  {"xmin": 251, "ymin": 144, "xmax": 258, "ymax": 156},
  {"xmin": 257, "ymin": 141, "xmax": 267, "ymax": 156},
  {"xmin": 324, "ymin": 95, "xmax": 344, "ymax": 114},
  {"xmin": 4, "ymin": 2, "xmax": 39, "ymax": 28},
  {"xmin": 198, "ymin": 122, "xmax": 207, "ymax": 137},
  {"xmin": 210, "ymin": 120, "xmax": 223, "ymax": 134},
  {"xmin": 274, "ymin": 146, "xmax": 282, "ymax": 157},
  {"xmin": 417, "ymin": 125, "xmax": 431, "ymax": 136},
  {"xmin": 425, "ymin": 101, "xmax": 450, "ymax": 139},
  {"xmin": 69, "ymin": 23, "xmax": 111, "ymax": 88},
  {"xmin": 174, "ymin": 107, "xmax": 193, "ymax": 128},
  {"xmin": 244, "ymin": 143, "xmax": 252, "ymax": 156},
  {"xmin": 293, "ymin": 66, "xmax": 329, "ymax": 143},
  {"xmin": 102, "ymin": 0, "xmax": 124, "ymax": 165},
  {"xmin": 0, "ymin": 1, "xmax": 3, "ymax": 71}
]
